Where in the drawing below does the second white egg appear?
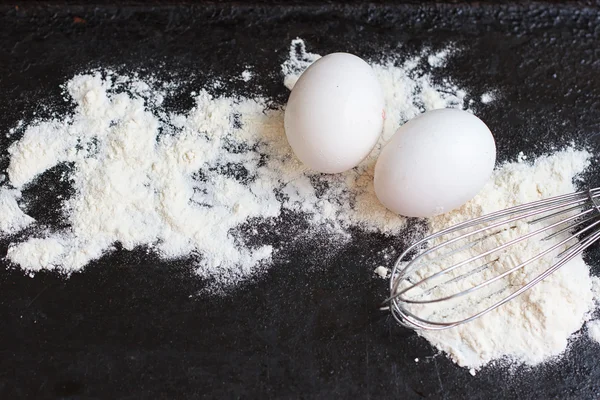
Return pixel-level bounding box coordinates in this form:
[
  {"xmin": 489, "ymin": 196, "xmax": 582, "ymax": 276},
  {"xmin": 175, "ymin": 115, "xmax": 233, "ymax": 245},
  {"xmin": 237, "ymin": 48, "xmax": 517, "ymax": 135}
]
[
  {"xmin": 374, "ymin": 109, "xmax": 496, "ymax": 217},
  {"xmin": 284, "ymin": 53, "xmax": 385, "ymax": 174}
]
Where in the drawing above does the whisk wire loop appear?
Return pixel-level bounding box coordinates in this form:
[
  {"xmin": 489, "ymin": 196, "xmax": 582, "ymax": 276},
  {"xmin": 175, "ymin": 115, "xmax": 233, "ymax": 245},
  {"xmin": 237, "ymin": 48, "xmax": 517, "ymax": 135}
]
[{"xmin": 385, "ymin": 188, "xmax": 600, "ymax": 330}]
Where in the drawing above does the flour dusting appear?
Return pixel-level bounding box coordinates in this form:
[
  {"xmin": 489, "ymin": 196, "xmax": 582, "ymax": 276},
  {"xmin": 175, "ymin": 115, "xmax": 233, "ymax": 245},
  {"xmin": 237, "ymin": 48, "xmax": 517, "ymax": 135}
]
[
  {"xmin": 2, "ymin": 39, "xmax": 598, "ymax": 372},
  {"xmin": 588, "ymin": 320, "xmax": 600, "ymax": 344},
  {"xmin": 1, "ymin": 39, "xmax": 470, "ymax": 284},
  {"xmin": 481, "ymin": 91, "xmax": 497, "ymax": 104},
  {"xmin": 0, "ymin": 189, "xmax": 34, "ymax": 235}
]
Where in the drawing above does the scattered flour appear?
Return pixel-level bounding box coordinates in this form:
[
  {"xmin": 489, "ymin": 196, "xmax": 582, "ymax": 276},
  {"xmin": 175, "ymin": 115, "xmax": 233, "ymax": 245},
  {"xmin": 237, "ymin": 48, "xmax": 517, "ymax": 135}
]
[
  {"xmin": 2, "ymin": 38, "xmax": 597, "ymax": 372},
  {"xmin": 0, "ymin": 39, "xmax": 470, "ymax": 284},
  {"xmin": 427, "ymin": 48, "xmax": 452, "ymax": 68},
  {"xmin": 241, "ymin": 69, "xmax": 253, "ymax": 82},
  {"xmin": 281, "ymin": 38, "xmax": 322, "ymax": 90},
  {"xmin": 374, "ymin": 266, "xmax": 390, "ymax": 279},
  {"xmin": 481, "ymin": 91, "xmax": 496, "ymax": 104},
  {"xmin": 591, "ymin": 276, "xmax": 600, "ymax": 299},
  {"xmin": 0, "ymin": 189, "xmax": 34, "ymax": 235},
  {"xmin": 588, "ymin": 320, "xmax": 600, "ymax": 344}
]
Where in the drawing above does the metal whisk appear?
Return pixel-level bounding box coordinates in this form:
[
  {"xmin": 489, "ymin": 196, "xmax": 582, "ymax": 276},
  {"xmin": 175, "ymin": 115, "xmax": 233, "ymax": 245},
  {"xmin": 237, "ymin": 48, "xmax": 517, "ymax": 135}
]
[{"xmin": 384, "ymin": 188, "xmax": 600, "ymax": 331}]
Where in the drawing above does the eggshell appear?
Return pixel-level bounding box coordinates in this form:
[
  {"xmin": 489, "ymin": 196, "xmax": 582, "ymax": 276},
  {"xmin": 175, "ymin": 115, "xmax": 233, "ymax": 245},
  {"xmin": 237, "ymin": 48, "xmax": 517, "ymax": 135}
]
[
  {"xmin": 284, "ymin": 53, "xmax": 385, "ymax": 174},
  {"xmin": 374, "ymin": 109, "xmax": 496, "ymax": 217}
]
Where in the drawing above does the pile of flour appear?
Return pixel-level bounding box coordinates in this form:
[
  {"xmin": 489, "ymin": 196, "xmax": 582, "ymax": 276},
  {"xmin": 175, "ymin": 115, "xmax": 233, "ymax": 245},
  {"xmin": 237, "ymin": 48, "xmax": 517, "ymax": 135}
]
[
  {"xmin": 1, "ymin": 38, "xmax": 599, "ymax": 371},
  {"xmin": 402, "ymin": 148, "xmax": 599, "ymax": 371}
]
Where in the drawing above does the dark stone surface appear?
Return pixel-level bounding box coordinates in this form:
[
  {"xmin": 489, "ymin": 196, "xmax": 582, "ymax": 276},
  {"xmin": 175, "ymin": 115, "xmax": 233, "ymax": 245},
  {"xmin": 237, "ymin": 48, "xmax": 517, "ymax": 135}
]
[{"xmin": 1, "ymin": 2, "xmax": 600, "ymax": 399}]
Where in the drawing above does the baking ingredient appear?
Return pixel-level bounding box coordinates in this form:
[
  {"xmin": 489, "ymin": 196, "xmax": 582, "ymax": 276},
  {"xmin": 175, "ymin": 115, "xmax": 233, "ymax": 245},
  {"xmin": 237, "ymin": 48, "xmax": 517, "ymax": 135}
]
[
  {"xmin": 427, "ymin": 49, "xmax": 451, "ymax": 68},
  {"xmin": 0, "ymin": 40, "xmax": 470, "ymax": 281},
  {"xmin": 2, "ymin": 39, "xmax": 597, "ymax": 372},
  {"xmin": 241, "ymin": 69, "xmax": 253, "ymax": 82},
  {"xmin": 0, "ymin": 188, "xmax": 34, "ymax": 235},
  {"xmin": 374, "ymin": 266, "xmax": 389, "ymax": 278},
  {"xmin": 5, "ymin": 75, "xmax": 279, "ymax": 282},
  {"xmin": 374, "ymin": 109, "xmax": 496, "ymax": 217},
  {"xmin": 481, "ymin": 91, "xmax": 496, "ymax": 104},
  {"xmin": 284, "ymin": 53, "xmax": 385, "ymax": 173},
  {"xmin": 281, "ymin": 38, "xmax": 322, "ymax": 91},
  {"xmin": 411, "ymin": 148, "xmax": 595, "ymax": 370},
  {"xmin": 588, "ymin": 320, "xmax": 600, "ymax": 344}
]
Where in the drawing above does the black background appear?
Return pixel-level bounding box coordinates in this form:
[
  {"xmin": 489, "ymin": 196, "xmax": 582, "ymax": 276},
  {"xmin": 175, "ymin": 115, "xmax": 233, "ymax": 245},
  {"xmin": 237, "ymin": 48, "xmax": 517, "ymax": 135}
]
[{"xmin": 1, "ymin": 1, "xmax": 600, "ymax": 399}]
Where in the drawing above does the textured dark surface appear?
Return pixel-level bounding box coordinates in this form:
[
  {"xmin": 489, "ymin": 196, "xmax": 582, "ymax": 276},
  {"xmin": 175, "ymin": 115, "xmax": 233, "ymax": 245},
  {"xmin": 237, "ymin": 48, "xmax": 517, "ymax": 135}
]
[{"xmin": 1, "ymin": 2, "xmax": 600, "ymax": 399}]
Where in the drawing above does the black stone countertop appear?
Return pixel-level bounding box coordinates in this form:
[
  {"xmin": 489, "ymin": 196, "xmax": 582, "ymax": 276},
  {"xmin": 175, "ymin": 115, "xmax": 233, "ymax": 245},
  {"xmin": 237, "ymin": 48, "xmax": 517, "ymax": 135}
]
[{"xmin": 1, "ymin": 2, "xmax": 600, "ymax": 399}]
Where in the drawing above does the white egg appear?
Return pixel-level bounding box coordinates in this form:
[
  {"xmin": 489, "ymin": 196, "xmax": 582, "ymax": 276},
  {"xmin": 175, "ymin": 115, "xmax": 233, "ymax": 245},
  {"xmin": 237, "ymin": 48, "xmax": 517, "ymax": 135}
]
[
  {"xmin": 284, "ymin": 53, "xmax": 385, "ymax": 174},
  {"xmin": 374, "ymin": 109, "xmax": 496, "ymax": 217}
]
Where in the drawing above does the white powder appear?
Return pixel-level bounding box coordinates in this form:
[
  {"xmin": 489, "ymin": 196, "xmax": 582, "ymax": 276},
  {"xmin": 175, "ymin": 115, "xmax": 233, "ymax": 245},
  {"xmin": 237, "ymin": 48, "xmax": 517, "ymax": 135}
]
[
  {"xmin": 281, "ymin": 38, "xmax": 322, "ymax": 90},
  {"xmin": 591, "ymin": 276, "xmax": 600, "ymax": 299},
  {"xmin": 5, "ymin": 75, "xmax": 280, "ymax": 284},
  {"xmin": 241, "ymin": 69, "xmax": 253, "ymax": 82},
  {"xmin": 7, "ymin": 237, "xmax": 67, "ymax": 273},
  {"xmin": 7, "ymin": 120, "xmax": 78, "ymax": 188},
  {"xmin": 374, "ymin": 266, "xmax": 390, "ymax": 279},
  {"xmin": 3, "ymin": 39, "xmax": 596, "ymax": 371},
  {"xmin": 1, "ymin": 39, "xmax": 472, "ymax": 283},
  {"xmin": 0, "ymin": 188, "xmax": 34, "ymax": 235},
  {"xmin": 481, "ymin": 91, "xmax": 496, "ymax": 104},
  {"xmin": 427, "ymin": 48, "xmax": 453, "ymax": 68},
  {"xmin": 404, "ymin": 148, "xmax": 596, "ymax": 370},
  {"xmin": 588, "ymin": 320, "xmax": 600, "ymax": 344}
]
